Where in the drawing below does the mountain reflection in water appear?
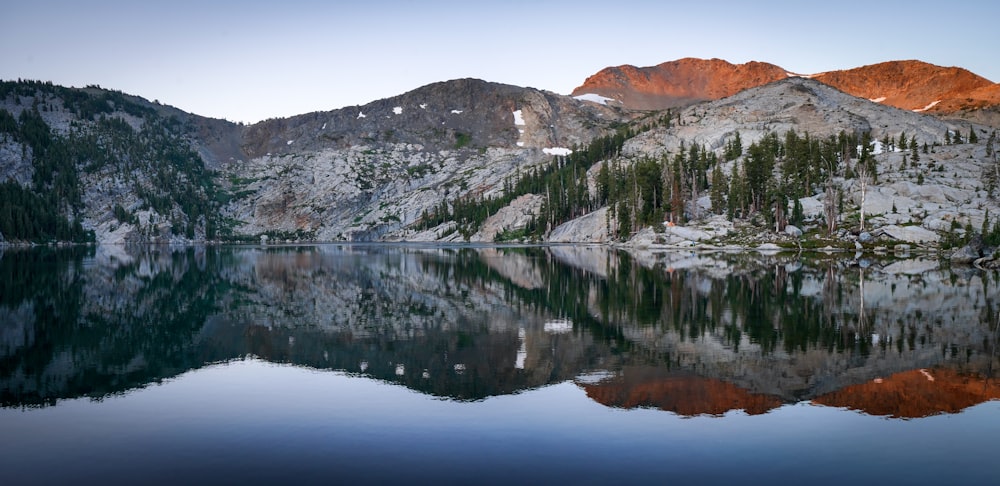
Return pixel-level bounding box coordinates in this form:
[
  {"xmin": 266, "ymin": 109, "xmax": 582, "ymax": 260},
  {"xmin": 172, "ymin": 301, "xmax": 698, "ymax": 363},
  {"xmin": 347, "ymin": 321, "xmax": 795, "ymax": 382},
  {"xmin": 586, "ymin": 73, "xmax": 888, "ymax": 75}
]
[{"xmin": 1, "ymin": 244, "xmax": 998, "ymax": 418}]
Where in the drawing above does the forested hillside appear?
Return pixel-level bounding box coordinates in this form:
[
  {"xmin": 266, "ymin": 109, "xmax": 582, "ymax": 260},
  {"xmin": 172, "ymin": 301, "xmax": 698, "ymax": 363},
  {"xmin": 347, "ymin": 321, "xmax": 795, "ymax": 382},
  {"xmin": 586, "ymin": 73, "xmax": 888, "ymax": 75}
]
[{"xmin": 0, "ymin": 80, "xmax": 221, "ymax": 243}]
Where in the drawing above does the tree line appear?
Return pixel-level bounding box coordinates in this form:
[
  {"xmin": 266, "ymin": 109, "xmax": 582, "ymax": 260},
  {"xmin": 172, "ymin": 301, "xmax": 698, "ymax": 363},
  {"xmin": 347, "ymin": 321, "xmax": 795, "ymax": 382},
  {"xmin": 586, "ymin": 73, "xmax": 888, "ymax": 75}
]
[{"xmin": 415, "ymin": 116, "xmax": 988, "ymax": 241}]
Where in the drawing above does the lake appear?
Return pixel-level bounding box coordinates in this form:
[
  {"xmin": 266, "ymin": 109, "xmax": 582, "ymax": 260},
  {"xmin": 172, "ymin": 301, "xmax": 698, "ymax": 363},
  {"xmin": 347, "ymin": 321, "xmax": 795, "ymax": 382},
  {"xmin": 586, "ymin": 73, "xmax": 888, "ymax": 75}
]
[{"xmin": 1, "ymin": 244, "xmax": 999, "ymax": 485}]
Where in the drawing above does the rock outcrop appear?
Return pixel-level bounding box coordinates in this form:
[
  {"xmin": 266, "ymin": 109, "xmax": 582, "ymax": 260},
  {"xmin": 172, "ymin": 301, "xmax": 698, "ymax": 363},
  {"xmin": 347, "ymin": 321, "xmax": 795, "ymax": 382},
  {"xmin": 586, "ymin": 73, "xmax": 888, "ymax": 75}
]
[{"xmin": 549, "ymin": 208, "xmax": 610, "ymax": 243}]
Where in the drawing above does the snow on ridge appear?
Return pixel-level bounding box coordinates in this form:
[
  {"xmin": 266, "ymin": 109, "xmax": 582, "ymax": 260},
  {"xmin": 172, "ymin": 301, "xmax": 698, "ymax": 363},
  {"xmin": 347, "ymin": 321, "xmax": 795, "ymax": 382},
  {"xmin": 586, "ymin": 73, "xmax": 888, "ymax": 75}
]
[
  {"xmin": 786, "ymin": 72, "xmax": 821, "ymax": 79},
  {"xmin": 787, "ymin": 71, "xmax": 823, "ymax": 79},
  {"xmin": 913, "ymin": 100, "xmax": 941, "ymax": 112},
  {"xmin": 513, "ymin": 109, "xmax": 525, "ymax": 126},
  {"xmin": 357, "ymin": 111, "xmax": 366, "ymax": 119},
  {"xmin": 870, "ymin": 96, "xmax": 887, "ymax": 103},
  {"xmin": 393, "ymin": 106, "xmax": 403, "ymax": 115},
  {"xmin": 573, "ymin": 93, "xmax": 616, "ymax": 105},
  {"xmin": 450, "ymin": 109, "xmax": 463, "ymax": 114},
  {"xmin": 543, "ymin": 147, "xmax": 572, "ymax": 156}
]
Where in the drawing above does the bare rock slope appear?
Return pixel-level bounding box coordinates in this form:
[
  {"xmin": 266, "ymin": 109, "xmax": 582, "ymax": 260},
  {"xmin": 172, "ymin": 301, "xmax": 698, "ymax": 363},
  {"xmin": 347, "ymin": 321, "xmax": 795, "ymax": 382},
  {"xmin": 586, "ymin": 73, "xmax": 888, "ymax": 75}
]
[{"xmin": 572, "ymin": 58, "xmax": 1000, "ymax": 114}]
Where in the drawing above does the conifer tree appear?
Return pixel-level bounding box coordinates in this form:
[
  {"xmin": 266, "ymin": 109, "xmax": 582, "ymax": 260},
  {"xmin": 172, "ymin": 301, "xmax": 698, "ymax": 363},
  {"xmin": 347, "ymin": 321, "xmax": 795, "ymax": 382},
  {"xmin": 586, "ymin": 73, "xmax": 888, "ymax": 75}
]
[{"xmin": 710, "ymin": 163, "xmax": 726, "ymax": 215}]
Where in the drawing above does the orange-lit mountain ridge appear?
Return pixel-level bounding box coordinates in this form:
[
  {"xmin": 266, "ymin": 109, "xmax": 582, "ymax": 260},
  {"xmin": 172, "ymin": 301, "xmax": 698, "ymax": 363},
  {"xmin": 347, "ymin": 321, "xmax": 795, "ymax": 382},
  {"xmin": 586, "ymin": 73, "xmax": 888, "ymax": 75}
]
[{"xmin": 572, "ymin": 58, "xmax": 1000, "ymax": 114}]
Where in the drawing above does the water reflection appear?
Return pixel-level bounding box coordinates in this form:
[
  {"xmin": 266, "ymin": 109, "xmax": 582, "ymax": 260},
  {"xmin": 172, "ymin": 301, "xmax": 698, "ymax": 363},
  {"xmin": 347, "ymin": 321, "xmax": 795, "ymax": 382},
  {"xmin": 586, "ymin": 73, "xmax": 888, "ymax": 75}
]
[{"xmin": 1, "ymin": 244, "xmax": 998, "ymax": 417}]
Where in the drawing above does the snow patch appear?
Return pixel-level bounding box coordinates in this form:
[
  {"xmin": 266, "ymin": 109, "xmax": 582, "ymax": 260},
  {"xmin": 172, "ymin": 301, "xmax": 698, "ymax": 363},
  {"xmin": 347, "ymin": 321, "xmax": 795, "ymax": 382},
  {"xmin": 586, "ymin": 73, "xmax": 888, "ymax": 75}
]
[
  {"xmin": 393, "ymin": 106, "xmax": 403, "ymax": 115},
  {"xmin": 357, "ymin": 111, "xmax": 366, "ymax": 119},
  {"xmin": 419, "ymin": 103, "xmax": 427, "ymax": 109},
  {"xmin": 321, "ymin": 123, "xmax": 326, "ymax": 130},
  {"xmin": 913, "ymin": 100, "xmax": 941, "ymax": 112},
  {"xmin": 866, "ymin": 140, "xmax": 902, "ymax": 155},
  {"xmin": 869, "ymin": 96, "xmax": 886, "ymax": 103},
  {"xmin": 575, "ymin": 370, "xmax": 616, "ymax": 385},
  {"xmin": 543, "ymin": 147, "xmax": 572, "ymax": 156},
  {"xmin": 516, "ymin": 142, "xmax": 525, "ymax": 147},
  {"xmin": 286, "ymin": 140, "xmax": 294, "ymax": 145},
  {"xmin": 573, "ymin": 93, "xmax": 616, "ymax": 105},
  {"xmin": 544, "ymin": 319, "xmax": 573, "ymax": 334},
  {"xmin": 450, "ymin": 109, "xmax": 463, "ymax": 114},
  {"xmin": 513, "ymin": 110, "xmax": 525, "ymax": 126}
]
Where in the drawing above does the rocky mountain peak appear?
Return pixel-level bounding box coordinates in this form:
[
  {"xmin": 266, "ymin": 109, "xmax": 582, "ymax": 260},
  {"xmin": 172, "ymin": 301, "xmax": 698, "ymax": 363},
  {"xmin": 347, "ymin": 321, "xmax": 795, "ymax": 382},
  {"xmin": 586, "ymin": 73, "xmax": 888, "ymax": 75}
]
[
  {"xmin": 571, "ymin": 57, "xmax": 790, "ymax": 110},
  {"xmin": 572, "ymin": 57, "xmax": 1000, "ymax": 114},
  {"xmin": 238, "ymin": 78, "xmax": 624, "ymax": 159},
  {"xmin": 810, "ymin": 60, "xmax": 998, "ymax": 113}
]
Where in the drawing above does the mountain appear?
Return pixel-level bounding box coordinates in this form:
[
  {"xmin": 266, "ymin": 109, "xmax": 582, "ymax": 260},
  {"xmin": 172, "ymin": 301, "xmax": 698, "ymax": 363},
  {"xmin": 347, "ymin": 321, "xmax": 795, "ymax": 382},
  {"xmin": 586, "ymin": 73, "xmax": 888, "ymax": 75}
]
[
  {"xmin": 571, "ymin": 57, "xmax": 790, "ymax": 110},
  {"xmin": 217, "ymin": 78, "xmax": 627, "ymax": 241},
  {"xmin": 810, "ymin": 60, "xmax": 999, "ymax": 113},
  {"xmin": 1, "ymin": 60, "xmax": 999, "ymax": 252},
  {"xmin": 0, "ymin": 79, "xmax": 625, "ymax": 244},
  {"xmin": 812, "ymin": 368, "xmax": 1000, "ymax": 419},
  {"xmin": 572, "ymin": 58, "xmax": 1000, "ymax": 114}
]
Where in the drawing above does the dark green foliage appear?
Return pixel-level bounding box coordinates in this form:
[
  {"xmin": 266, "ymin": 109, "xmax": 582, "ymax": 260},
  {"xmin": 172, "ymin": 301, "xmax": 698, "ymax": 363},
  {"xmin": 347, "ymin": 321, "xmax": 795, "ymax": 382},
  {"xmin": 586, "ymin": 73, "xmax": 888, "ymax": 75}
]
[
  {"xmin": 987, "ymin": 217, "xmax": 1000, "ymax": 247},
  {"xmin": 709, "ymin": 163, "xmax": 726, "ymax": 215},
  {"xmin": 0, "ymin": 109, "xmax": 17, "ymax": 136},
  {"xmin": 0, "ymin": 80, "xmax": 218, "ymax": 242},
  {"xmin": 0, "ymin": 181, "xmax": 93, "ymax": 242},
  {"xmin": 723, "ymin": 132, "xmax": 743, "ymax": 161},
  {"xmin": 453, "ymin": 132, "xmax": 471, "ymax": 149},
  {"xmin": 790, "ymin": 198, "xmax": 804, "ymax": 227}
]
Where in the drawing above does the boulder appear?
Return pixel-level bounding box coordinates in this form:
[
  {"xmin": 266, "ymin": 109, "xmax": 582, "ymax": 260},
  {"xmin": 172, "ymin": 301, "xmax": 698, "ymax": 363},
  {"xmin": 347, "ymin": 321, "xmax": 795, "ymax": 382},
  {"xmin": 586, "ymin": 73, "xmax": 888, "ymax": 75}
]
[
  {"xmin": 784, "ymin": 225, "xmax": 803, "ymax": 238},
  {"xmin": 874, "ymin": 225, "xmax": 940, "ymax": 244},
  {"xmin": 470, "ymin": 194, "xmax": 544, "ymax": 242},
  {"xmin": 665, "ymin": 225, "xmax": 713, "ymax": 242},
  {"xmin": 797, "ymin": 196, "xmax": 824, "ymax": 220},
  {"xmin": 549, "ymin": 207, "xmax": 609, "ymax": 243},
  {"xmin": 853, "ymin": 188, "xmax": 896, "ymax": 216},
  {"xmin": 757, "ymin": 243, "xmax": 781, "ymax": 253},
  {"xmin": 950, "ymin": 234, "xmax": 983, "ymax": 264}
]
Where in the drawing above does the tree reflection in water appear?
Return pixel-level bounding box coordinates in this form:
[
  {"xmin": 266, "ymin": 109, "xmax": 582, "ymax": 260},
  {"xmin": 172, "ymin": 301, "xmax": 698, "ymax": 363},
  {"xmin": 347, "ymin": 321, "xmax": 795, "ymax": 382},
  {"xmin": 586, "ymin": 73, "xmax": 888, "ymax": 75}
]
[{"xmin": 1, "ymin": 244, "xmax": 997, "ymax": 418}]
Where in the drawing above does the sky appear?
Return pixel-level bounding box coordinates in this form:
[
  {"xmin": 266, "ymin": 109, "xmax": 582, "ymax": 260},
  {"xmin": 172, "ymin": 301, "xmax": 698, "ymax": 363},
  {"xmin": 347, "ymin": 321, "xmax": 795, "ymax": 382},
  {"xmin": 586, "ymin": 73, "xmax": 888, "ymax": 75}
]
[{"xmin": 3, "ymin": 0, "xmax": 998, "ymax": 123}]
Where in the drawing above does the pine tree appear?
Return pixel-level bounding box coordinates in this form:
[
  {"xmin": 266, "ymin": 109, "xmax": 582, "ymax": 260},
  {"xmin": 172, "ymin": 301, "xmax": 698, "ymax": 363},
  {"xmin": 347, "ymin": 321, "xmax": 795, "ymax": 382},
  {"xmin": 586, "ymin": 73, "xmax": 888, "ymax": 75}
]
[
  {"xmin": 791, "ymin": 197, "xmax": 804, "ymax": 227},
  {"xmin": 969, "ymin": 127, "xmax": 979, "ymax": 144},
  {"xmin": 710, "ymin": 163, "xmax": 726, "ymax": 215}
]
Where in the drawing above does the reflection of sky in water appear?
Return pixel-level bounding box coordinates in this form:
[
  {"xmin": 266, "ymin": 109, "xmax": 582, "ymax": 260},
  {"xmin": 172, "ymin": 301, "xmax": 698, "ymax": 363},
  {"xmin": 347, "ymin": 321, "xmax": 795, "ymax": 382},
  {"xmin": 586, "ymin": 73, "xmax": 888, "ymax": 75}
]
[{"xmin": 2, "ymin": 359, "xmax": 999, "ymax": 484}]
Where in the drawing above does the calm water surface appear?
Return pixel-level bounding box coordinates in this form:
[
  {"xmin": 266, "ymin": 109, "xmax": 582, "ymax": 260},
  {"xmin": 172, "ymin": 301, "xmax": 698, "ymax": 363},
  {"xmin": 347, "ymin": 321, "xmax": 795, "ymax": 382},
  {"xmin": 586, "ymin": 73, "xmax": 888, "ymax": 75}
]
[{"xmin": 1, "ymin": 245, "xmax": 999, "ymax": 485}]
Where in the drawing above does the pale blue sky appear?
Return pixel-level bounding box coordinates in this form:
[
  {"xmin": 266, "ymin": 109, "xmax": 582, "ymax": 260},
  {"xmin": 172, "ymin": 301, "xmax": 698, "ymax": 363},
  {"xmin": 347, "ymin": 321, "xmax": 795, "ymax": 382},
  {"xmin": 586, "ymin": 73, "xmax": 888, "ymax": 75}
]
[{"xmin": 3, "ymin": 0, "xmax": 997, "ymax": 123}]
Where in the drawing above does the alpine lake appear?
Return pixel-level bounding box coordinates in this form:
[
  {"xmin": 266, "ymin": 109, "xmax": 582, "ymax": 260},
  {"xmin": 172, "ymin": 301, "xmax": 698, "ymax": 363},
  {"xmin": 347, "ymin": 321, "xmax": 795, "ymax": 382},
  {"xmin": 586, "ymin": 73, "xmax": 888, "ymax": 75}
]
[{"xmin": 2, "ymin": 243, "xmax": 999, "ymax": 485}]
